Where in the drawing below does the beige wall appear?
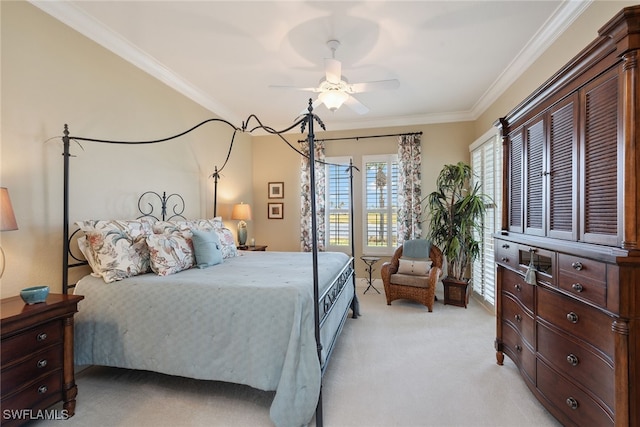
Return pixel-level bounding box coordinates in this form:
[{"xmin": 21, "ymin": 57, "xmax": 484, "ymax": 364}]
[
  {"xmin": 0, "ymin": 2, "xmax": 252, "ymax": 297},
  {"xmin": 1, "ymin": 1, "xmax": 634, "ymax": 296}
]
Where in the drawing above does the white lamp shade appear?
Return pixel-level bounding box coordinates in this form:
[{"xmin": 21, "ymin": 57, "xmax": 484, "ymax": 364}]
[
  {"xmin": 0, "ymin": 187, "xmax": 18, "ymax": 231},
  {"xmin": 231, "ymin": 203, "xmax": 252, "ymax": 221}
]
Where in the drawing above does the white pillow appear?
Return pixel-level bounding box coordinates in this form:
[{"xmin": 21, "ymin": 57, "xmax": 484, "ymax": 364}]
[{"xmin": 398, "ymin": 258, "xmax": 432, "ymax": 276}]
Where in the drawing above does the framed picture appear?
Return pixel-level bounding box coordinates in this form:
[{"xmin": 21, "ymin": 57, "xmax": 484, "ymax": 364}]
[
  {"xmin": 268, "ymin": 182, "xmax": 284, "ymax": 199},
  {"xmin": 268, "ymin": 203, "xmax": 284, "ymax": 219}
]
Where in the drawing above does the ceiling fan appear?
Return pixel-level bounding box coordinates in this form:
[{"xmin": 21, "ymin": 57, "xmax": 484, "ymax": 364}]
[{"xmin": 272, "ymin": 40, "xmax": 400, "ymax": 115}]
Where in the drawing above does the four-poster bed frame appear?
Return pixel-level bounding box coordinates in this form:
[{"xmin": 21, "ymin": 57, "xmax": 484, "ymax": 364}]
[{"xmin": 60, "ymin": 101, "xmax": 358, "ymax": 426}]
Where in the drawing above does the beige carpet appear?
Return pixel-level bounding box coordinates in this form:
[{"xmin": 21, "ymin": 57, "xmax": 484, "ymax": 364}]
[{"xmin": 35, "ymin": 280, "xmax": 561, "ymax": 427}]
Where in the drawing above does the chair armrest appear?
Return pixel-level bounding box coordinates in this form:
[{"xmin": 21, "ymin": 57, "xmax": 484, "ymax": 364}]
[{"xmin": 381, "ymin": 261, "xmax": 396, "ymax": 284}]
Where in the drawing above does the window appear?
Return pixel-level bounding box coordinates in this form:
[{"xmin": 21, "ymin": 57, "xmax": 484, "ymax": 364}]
[
  {"xmin": 470, "ymin": 131, "xmax": 502, "ymax": 307},
  {"xmin": 363, "ymin": 154, "xmax": 398, "ymax": 255},
  {"xmin": 325, "ymin": 157, "xmax": 352, "ymax": 249}
]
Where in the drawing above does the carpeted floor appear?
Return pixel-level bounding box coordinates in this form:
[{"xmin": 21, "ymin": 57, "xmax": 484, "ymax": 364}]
[{"xmin": 34, "ymin": 280, "xmax": 561, "ymax": 427}]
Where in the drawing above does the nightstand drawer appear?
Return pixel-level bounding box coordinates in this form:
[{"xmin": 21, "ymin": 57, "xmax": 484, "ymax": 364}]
[
  {"xmin": 1, "ymin": 345, "xmax": 63, "ymax": 393},
  {"xmin": 1, "ymin": 320, "xmax": 62, "ymax": 362},
  {"xmin": 1, "ymin": 371, "xmax": 63, "ymax": 414}
]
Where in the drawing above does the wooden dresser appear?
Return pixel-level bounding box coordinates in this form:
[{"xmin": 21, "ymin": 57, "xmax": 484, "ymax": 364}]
[
  {"xmin": 495, "ymin": 6, "xmax": 640, "ymax": 427},
  {"xmin": 1, "ymin": 294, "xmax": 84, "ymax": 426}
]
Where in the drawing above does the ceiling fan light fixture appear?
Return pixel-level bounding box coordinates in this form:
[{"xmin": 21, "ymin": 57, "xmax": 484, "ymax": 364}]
[{"xmin": 318, "ymin": 90, "xmax": 349, "ymax": 111}]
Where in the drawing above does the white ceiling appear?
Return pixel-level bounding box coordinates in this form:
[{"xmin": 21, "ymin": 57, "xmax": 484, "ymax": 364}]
[{"xmin": 32, "ymin": 1, "xmax": 592, "ymax": 132}]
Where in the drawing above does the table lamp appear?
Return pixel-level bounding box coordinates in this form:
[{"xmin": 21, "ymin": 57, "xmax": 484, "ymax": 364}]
[
  {"xmin": 1, "ymin": 187, "xmax": 18, "ymax": 278},
  {"xmin": 231, "ymin": 202, "xmax": 252, "ymax": 246}
]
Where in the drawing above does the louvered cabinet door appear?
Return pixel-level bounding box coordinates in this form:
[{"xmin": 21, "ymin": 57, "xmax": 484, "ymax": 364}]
[
  {"xmin": 580, "ymin": 68, "xmax": 621, "ymax": 246},
  {"xmin": 525, "ymin": 118, "xmax": 545, "ymax": 236},
  {"xmin": 548, "ymin": 95, "xmax": 578, "ymax": 240},
  {"xmin": 508, "ymin": 129, "xmax": 524, "ymax": 233}
]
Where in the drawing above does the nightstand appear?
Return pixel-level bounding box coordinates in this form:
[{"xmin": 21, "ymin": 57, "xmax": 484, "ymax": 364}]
[
  {"xmin": 1, "ymin": 293, "xmax": 84, "ymax": 426},
  {"xmin": 238, "ymin": 245, "xmax": 267, "ymax": 251}
]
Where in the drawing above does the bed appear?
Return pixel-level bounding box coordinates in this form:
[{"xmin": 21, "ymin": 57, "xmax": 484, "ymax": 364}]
[{"xmin": 61, "ymin": 106, "xmax": 358, "ymax": 427}]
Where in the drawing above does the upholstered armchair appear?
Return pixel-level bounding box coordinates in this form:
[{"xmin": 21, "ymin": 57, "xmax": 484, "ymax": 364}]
[{"xmin": 381, "ymin": 241, "xmax": 443, "ymax": 312}]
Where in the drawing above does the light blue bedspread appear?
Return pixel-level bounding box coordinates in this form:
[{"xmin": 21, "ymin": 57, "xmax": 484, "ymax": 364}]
[{"xmin": 73, "ymin": 251, "xmax": 352, "ymax": 427}]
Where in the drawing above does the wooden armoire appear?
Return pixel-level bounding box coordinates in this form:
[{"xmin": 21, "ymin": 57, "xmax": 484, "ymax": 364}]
[{"xmin": 494, "ymin": 6, "xmax": 640, "ymax": 427}]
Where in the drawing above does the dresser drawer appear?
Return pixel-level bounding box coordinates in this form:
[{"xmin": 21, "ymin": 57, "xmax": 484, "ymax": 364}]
[
  {"xmin": 1, "ymin": 371, "xmax": 63, "ymax": 414},
  {"xmin": 558, "ymin": 254, "xmax": 607, "ymax": 307},
  {"xmin": 501, "ymin": 293, "xmax": 534, "ymax": 345},
  {"xmin": 1, "ymin": 320, "xmax": 62, "ymax": 363},
  {"xmin": 537, "ymin": 286, "xmax": 614, "ymax": 357},
  {"xmin": 496, "ymin": 240, "xmax": 519, "ymax": 270},
  {"xmin": 1, "ymin": 345, "xmax": 63, "ymax": 394},
  {"xmin": 500, "ymin": 268, "xmax": 534, "ymax": 312},
  {"xmin": 501, "ymin": 321, "xmax": 535, "ymax": 382},
  {"xmin": 537, "ymin": 323, "xmax": 614, "ymax": 411},
  {"xmin": 537, "ymin": 359, "xmax": 613, "ymax": 427}
]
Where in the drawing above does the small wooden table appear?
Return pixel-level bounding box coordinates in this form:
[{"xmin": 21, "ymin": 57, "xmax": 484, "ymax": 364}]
[
  {"xmin": 238, "ymin": 245, "xmax": 267, "ymax": 251},
  {"xmin": 361, "ymin": 256, "xmax": 381, "ymax": 294}
]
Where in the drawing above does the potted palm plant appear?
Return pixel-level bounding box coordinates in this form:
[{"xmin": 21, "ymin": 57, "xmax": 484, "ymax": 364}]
[{"xmin": 424, "ymin": 162, "xmax": 489, "ymax": 307}]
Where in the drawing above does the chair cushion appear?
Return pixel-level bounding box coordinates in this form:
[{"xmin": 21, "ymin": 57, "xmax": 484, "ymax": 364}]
[
  {"xmin": 390, "ymin": 273, "xmax": 431, "ymax": 288},
  {"xmin": 398, "ymin": 258, "xmax": 432, "ymax": 275},
  {"xmin": 403, "ymin": 239, "xmax": 431, "ymax": 259}
]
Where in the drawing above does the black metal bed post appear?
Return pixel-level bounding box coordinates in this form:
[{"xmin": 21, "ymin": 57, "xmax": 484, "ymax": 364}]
[
  {"xmin": 348, "ymin": 158, "xmax": 359, "ymax": 318},
  {"xmin": 62, "ymin": 125, "xmax": 71, "ymax": 294},
  {"xmin": 305, "ymin": 101, "xmax": 323, "ymax": 427},
  {"xmin": 212, "ymin": 166, "xmax": 219, "ymax": 217}
]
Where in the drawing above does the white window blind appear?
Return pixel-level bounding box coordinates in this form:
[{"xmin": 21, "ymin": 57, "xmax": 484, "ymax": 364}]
[
  {"xmin": 471, "ymin": 131, "xmax": 502, "ymax": 306},
  {"xmin": 362, "ymin": 154, "xmax": 398, "ymax": 255},
  {"xmin": 325, "ymin": 157, "xmax": 352, "ymax": 249}
]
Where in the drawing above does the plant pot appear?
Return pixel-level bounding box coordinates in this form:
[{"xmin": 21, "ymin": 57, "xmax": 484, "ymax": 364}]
[{"xmin": 442, "ymin": 277, "xmax": 470, "ymax": 308}]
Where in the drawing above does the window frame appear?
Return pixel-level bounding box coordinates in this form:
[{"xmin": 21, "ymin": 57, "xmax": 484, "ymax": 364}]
[
  {"xmin": 324, "ymin": 156, "xmax": 353, "ymax": 251},
  {"xmin": 361, "ymin": 154, "xmax": 399, "ymax": 256}
]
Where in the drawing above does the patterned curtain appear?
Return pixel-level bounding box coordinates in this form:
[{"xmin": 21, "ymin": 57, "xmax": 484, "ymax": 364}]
[
  {"xmin": 397, "ymin": 134, "xmax": 422, "ymax": 241},
  {"xmin": 300, "ymin": 139, "xmax": 326, "ymax": 252}
]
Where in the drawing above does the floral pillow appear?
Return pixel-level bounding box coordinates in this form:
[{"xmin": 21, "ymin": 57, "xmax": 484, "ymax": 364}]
[
  {"xmin": 216, "ymin": 227, "xmax": 238, "ymax": 259},
  {"xmin": 146, "ymin": 233, "xmax": 195, "ymax": 276},
  {"xmin": 76, "ymin": 219, "xmax": 154, "ymax": 283}
]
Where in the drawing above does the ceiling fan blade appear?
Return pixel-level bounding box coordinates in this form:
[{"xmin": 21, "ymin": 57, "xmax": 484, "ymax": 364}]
[
  {"xmin": 269, "ymin": 85, "xmax": 319, "ymax": 92},
  {"xmin": 344, "ymin": 95, "xmax": 369, "ymax": 115},
  {"xmin": 349, "ymin": 79, "xmax": 400, "ymax": 93},
  {"xmin": 325, "ymin": 58, "xmax": 342, "ymax": 84}
]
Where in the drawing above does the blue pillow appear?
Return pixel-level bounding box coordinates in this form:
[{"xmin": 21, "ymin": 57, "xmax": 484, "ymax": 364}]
[{"xmin": 191, "ymin": 229, "xmax": 223, "ymax": 268}]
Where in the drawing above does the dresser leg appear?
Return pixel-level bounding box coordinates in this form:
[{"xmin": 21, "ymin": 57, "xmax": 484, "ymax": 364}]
[{"xmin": 496, "ymin": 351, "xmax": 504, "ymax": 366}]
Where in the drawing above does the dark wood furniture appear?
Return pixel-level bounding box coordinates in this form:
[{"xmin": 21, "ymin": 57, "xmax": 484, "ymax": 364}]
[
  {"xmin": 1, "ymin": 294, "xmax": 84, "ymax": 426},
  {"xmin": 238, "ymin": 245, "xmax": 267, "ymax": 251},
  {"xmin": 494, "ymin": 6, "xmax": 640, "ymax": 427}
]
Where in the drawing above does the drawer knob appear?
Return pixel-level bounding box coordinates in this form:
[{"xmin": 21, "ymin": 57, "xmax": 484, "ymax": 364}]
[
  {"xmin": 566, "ymin": 397, "xmax": 579, "ymax": 410},
  {"xmin": 571, "ymin": 283, "xmax": 584, "ymax": 293},
  {"xmin": 36, "ymin": 332, "xmax": 48, "ymax": 341},
  {"xmin": 501, "ymin": 257, "xmax": 508, "ymax": 262},
  {"xmin": 37, "ymin": 359, "xmax": 48, "ymax": 368},
  {"xmin": 571, "ymin": 261, "xmax": 583, "ymax": 271},
  {"xmin": 38, "ymin": 385, "xmax": 48, "ymax": 394},
  {"xmin": 566, "ymin": 312, "xmax": 579, "ymax": 324},
  {"xmin": 515, "ymin": 345, "xmax": 522, "ymax": 352},
  {"xmin": 514, "ymin": 314, "xmax": 522, "ymax": 323},
  {"xmin": 567, "ymin": 354, "xmax": 579, "ymax": 367},
  {"xmin": 502, "ymin": 244, "xmax": 509, "ymax": 249},
  {"xmin": 514, "ymin": 284, "xmax": 522, "ymax": 292}
]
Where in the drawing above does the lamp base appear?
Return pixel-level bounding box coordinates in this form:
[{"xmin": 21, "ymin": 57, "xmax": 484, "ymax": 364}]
[{"xmin": 237, "ymin": 221, "xmax": 247, "ymax": 246}]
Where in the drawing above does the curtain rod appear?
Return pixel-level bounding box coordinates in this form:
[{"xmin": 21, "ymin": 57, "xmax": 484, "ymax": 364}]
[{"xmin": 297, "ymin": 131, "xmax": 422, "ymax": 144}]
